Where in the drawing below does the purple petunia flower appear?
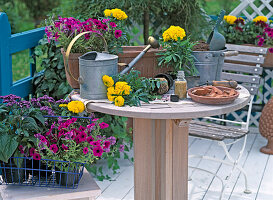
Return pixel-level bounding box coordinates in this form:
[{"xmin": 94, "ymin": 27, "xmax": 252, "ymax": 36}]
[
  {"xmin": 109, "ymin": 22, "xmax": 117, "ymax": 28},
  {"xmin": 108, "ymin": 136, "xmax": 116, "ymax": 145},
  {"xmin": 269, "ymin": 48, "xmax": 273, "ymax": 53},
  {"xmin": 93, "ymin": 146, "xmax": 103, "ymax": 157},
  {"xmin": 99, "ymin": 122, "xmax": 109, "ymax": 129},
  {"xmin": 83, "ymin": 147, "xmax": 89, "ymax": 155},
  {"xmin": 114, "ymin": 30, "xmax": 122, "ymax": 38},
  {"xmin": 119, "ymin": 144, "xmax": 125, "ymax": 152},
  {"xmin": 33, "ymin": 153, "xmax": 41, "ymax": 160},
  {"xmin": 49, "ymin": 144, "xmax": 58, "ymax": 153},
  {"xmin": 29, "ymin": 148, "xmax": 36, "ymax": 157},
  {"xmin": 103, "ymin": 140, "xmax": 111, "ymax": 149}
]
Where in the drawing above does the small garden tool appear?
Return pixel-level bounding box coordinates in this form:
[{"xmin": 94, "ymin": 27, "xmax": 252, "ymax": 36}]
[{"xmin": 207, "ymin": 10, "xmax": 226, "ymax": 51}]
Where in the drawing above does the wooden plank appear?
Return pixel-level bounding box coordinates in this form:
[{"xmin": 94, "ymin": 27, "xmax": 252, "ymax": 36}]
[
  {"xmin": 226, "ymin": 134, "xmax": 269, "ymax": 200},
  {"xmin": 133, "ymin": 118, "xmax": 154, "ymax": 200},
  {"xmin": 9, "ymin": 27, "xmax": 45, "ymax": 54},
  {"xmin": 0, "ymin": 12, "xmax": 12, "ymax": 97},
  {"xmin": 226, "ymin": 44, "xmax": 267, "ymax": 55},
  {"xmin": 223, "ymin": 63, "xmax": 263, "ymax": 75},
  {"xmin": 96, "ymin": 166, "xmax": 134, "ymax": 200},
  {"xmin": 172, "ymin": 119, "xmax": 189, "ymax": 200},
  {"xmin": 122, "ymin": 187, "xmax": 134, "ymax": 200},
  {"xmin": 256, "ymin": 155, "xmax": 273, "ymax": 200},
  {"xmin": 222, "ymin": 72, "xmax": 261, "ymax": 84},
  {"xmin": 10, "ymin": 76, "xmax": 33, "ymax": 98},
  {"xmin": 202, "ymin": 133, "xmax": 257, "ymax": 200},
  {"xmin": 225, "ymin": 54, "xmax": 265, "ymax": 64}
]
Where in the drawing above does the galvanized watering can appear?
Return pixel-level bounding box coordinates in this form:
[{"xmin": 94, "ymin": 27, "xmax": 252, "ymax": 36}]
[{"xmin": 65, "ymin": 31, "xmax": 159, "ymax": 100}]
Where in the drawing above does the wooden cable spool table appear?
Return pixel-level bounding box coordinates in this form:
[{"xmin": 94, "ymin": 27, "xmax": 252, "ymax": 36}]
[{"xmin": 70, "ymin": 85, "xmax": 250, "ymax": 200}]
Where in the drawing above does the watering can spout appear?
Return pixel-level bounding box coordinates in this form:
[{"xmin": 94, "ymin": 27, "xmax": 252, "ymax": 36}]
[{"xmin": 120, "ymin": 36, "xmax": 160, "ymax": 75}]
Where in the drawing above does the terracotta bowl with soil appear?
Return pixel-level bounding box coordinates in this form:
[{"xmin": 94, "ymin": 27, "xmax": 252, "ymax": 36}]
[{"xmin": 188, "ymin": 86, "xmax": 239, "ymax": 105}]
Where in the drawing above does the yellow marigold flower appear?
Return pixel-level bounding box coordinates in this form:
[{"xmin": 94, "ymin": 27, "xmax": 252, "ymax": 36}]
[
  {"xmin": 104, "ymin": 9, "xmax": 112, "ymax": 17},
  {"xmin": 114, "ymin": 96, "xmax": 125, "ymax": 107},
  {"xmin": 115, "ymin": 81, "xmax": 128, "ymax": 90},
  {"xmin": 224, "ymin": 15, "xmax": 237, "ymax": 25},
  {"xmin": 253, "ymin": 16, "xmax": 268, "ymax": 22},
  {"xmin": 102, "ymin": 75, "xmax": 114, "ymax": 87},
  {"xmin": 111, "ymin": 8, "xmax": 128, "ymax": 20},
  {"xmin": 162, "ymin": 26, "xmax": 186, "ymax": 42},
  {"xmin": 59, "ymin": 104, "xmax": 67, "ymax": 107},
  {"xmin": 123, "ymin": 85, "xmax": 131, "ymax": 95},
  {"xmin": 107, "ymin": 87, "xmax": 116, "ymax": 95},
  {"xmin": 67, "ymin": 101, "xmax": 85, "ymax": 114},
  {"xmin": 107, "ymin": 94, "xmax": 116, "ymax": 102}
]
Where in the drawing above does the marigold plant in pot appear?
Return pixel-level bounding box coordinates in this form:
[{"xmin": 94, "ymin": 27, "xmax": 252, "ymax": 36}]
[
  {"xmin": 157, "ymin": 25, "xmax": 199, "ymax": 88},
  {"xmin": 45, "ymin": 8, "xmax": 129, "ymax": 89}
]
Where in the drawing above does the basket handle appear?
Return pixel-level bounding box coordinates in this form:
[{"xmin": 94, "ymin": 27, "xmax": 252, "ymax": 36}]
[{"xmin": 65, "ymin": 31, "xmax": 108, "ymax": 82}]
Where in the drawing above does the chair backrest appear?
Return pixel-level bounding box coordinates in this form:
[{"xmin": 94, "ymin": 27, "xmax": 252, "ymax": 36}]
[
  {"xmin": 223, "ymin": 44, "xmax": 267, "ymax": 96},
  {"xmin": 205, "ymin": 44, "xmax": 267, "ymax": 131}
]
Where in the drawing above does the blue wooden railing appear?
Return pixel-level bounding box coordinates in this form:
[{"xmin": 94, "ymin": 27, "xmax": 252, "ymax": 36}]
[{"xmin": 0, "ymin": 12, "xmax": 45, "ymax": 98}]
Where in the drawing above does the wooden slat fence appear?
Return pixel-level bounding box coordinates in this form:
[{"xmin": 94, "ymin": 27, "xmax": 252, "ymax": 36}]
[{"xmin": 0, "ymin": 12, "xmax": 45, "ymax": 98}]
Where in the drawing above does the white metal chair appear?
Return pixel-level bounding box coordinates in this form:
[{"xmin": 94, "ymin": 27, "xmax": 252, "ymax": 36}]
[{"xmin": 188, "ymin": 44, "xmax": 267, "ymax": 199}]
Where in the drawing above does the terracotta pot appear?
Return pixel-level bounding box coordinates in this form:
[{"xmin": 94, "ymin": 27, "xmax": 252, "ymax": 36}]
[
  {"xmin": 118, "ymin": 46, "xmax": 172, "ymax": 78},
  {"xmin": 263, "ymin": 51, "xmax": 273, "ymax": 68},
  {"xmin": 259, "ymin": 96, "xmax": 273, "ymax": 155},
  {"xmin": 61, "ymin": 48, "xmax": 83, "ymax": 89}
]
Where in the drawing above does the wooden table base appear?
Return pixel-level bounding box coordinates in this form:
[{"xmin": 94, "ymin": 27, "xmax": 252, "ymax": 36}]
[{"xmin": 134, "ymin": 118, "xmax": 190, "ymax": 200}]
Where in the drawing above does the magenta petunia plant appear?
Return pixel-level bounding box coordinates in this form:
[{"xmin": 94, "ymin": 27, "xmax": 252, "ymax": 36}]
[
  {"xmin": 45, "ymin": 13, "xmax": 128, "ymax": 54},
  {"xmin": 257, "ymin": 26, "xmax": 273, "ymax": 53},
  {"xmin": 33, "ymin": 117, "xmax": 116, "ymax": 171}
]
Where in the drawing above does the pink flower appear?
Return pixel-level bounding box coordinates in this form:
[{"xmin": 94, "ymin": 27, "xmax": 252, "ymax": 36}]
[
  {"xmin": 109, "ymin": 22, "xmax": 117, "ymax": 28},
  {"xmin": 102, "ymin": 24, "xmax": 108, "ymax": 30},
  {"xmin": 93, "ymin": 146, "xmax": 103, "ymax": 157},
  {"xmin": 108, "ymin": 136, "xmax": 116, "ymax": 145},
  {"xmin": 93, "ymin": 19, "xmax": 101, "ymax": 26},
  {"xmin": 91, "ymin": 141, "xmax": 101, "ymax": 146},
  {"xmin": 269, "ymin": 48, "xmax": 273, "ymax": 53},
  {"xmin": 29, "ymin": 148, "xmax": 36, "ymax": 156},
  {"xmin": 114, "ymin": 30, "xmax": 122, "ymax": 38},
  {"xmin": 33, "ymin": 153, "xmax": 41, "ymax": 160},
  {"xmin": 62, "ymin": 144, "xmax": 69, "ymax": 150},
  {"xmin": 40, "ymin": 136, "xmax": 47, "ymax": 143},
  {"xmin": 96, "ymin": 24, "xmax": 103, "ymax": 29},
  {"xmin": 104, "ymin": 147, "xmax": 110, "ymax": 153},
  {"xmin": 87, "ymin": 136, "xmax": 94, "ymax": 143},
  {"xmin": 87, "ymin": 123, "xmax": 95, "ymax": 129},
  {"xmin": 92, "ymin": 118, "xmax": 99, "ymax": 122},
  {"xmin": 78, "ymin": 132, "xmax": 87, "ymax": 142},
  {"xmin": 49, "ymin": 144, "xmax": 58, "ymax": 153},
  {"xmin": 103, "ymin": 140, "xmax": 111, "ymax": 149},
  {"xmin": 102, "ymin": 19, "xmax": 110, "ymax": 23},
  {"xmin": 83, "ymin": 147, "xmax": 89, "ymax": 155},
  {"xmin": 258, "ymin": 38, "xmax": 265, "ymax": 46},
  {"xmin": 119, "ymin": 144, "xmax": 125, "ymax": 152},
  {"xmin": 99, "ymin": 122, "xmax": 109, "ymax": 129}
]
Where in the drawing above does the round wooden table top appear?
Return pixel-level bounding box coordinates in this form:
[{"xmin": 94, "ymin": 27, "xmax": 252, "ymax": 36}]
[{"xmin": 70, "ymin": 86, "xmax": 250, "ymax": 119}]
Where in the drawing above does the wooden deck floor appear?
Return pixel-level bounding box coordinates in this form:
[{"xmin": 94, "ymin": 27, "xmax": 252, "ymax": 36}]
[{"xmin": 94, "ymin": 129, "xmax": 273, "ymax": 200}]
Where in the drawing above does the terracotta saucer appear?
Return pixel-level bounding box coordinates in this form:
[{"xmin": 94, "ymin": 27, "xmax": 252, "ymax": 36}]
[{"xmin": 188, "ymin": 86, "xmax": 239, "ymax": 105}]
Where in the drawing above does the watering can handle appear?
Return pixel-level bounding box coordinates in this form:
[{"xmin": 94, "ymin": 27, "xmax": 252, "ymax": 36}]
[
  {"xmin": 214, "ymin": 10, "xmax": 225, "ymax": 31},
  {"xmin": 65, "ymin": 31, "xmax": 108, "ymax": 82}
]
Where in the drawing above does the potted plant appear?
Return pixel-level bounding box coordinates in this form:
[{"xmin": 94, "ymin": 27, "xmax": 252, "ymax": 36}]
[
  {"xmin": 45, "ymin": 8, "xmax": 128, "ymax": 89},
  {"xmin": 156, "ymin": 25, "xmax": 200, "ymax": 88},
  {"xmin": 223, "ymin": 15, "xmax": 273, "ymax": 67}
]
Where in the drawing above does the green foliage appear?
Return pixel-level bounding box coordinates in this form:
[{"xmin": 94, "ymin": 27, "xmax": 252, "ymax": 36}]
[
  {"xmin": 223, "ymin": 18, "xmax": 266, "ymax": 45},
  {"xmin": 53, "ymin": 0, "xmax": 211, "ymax": 42},
  {"xmin": 86, "ymin": 114, "xmax": 133, "ymax": 180},
  {"xmin": 33, "ymin": 38, "xmax": 72, "ymax": 100},
  {"xmin": 0, "ymin": 0, "xmax": 35, "ymax": 33},
  {"xmin": 0, "ymin": 97, "xmax": 46, "ymax": 164},
  {"xmin": 157, "ymin": 38, "xmax": 197, "ymax": 75},
  {"xmin": 113, "ymin": 70, "xmax": 161, "ymax": 106}
]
